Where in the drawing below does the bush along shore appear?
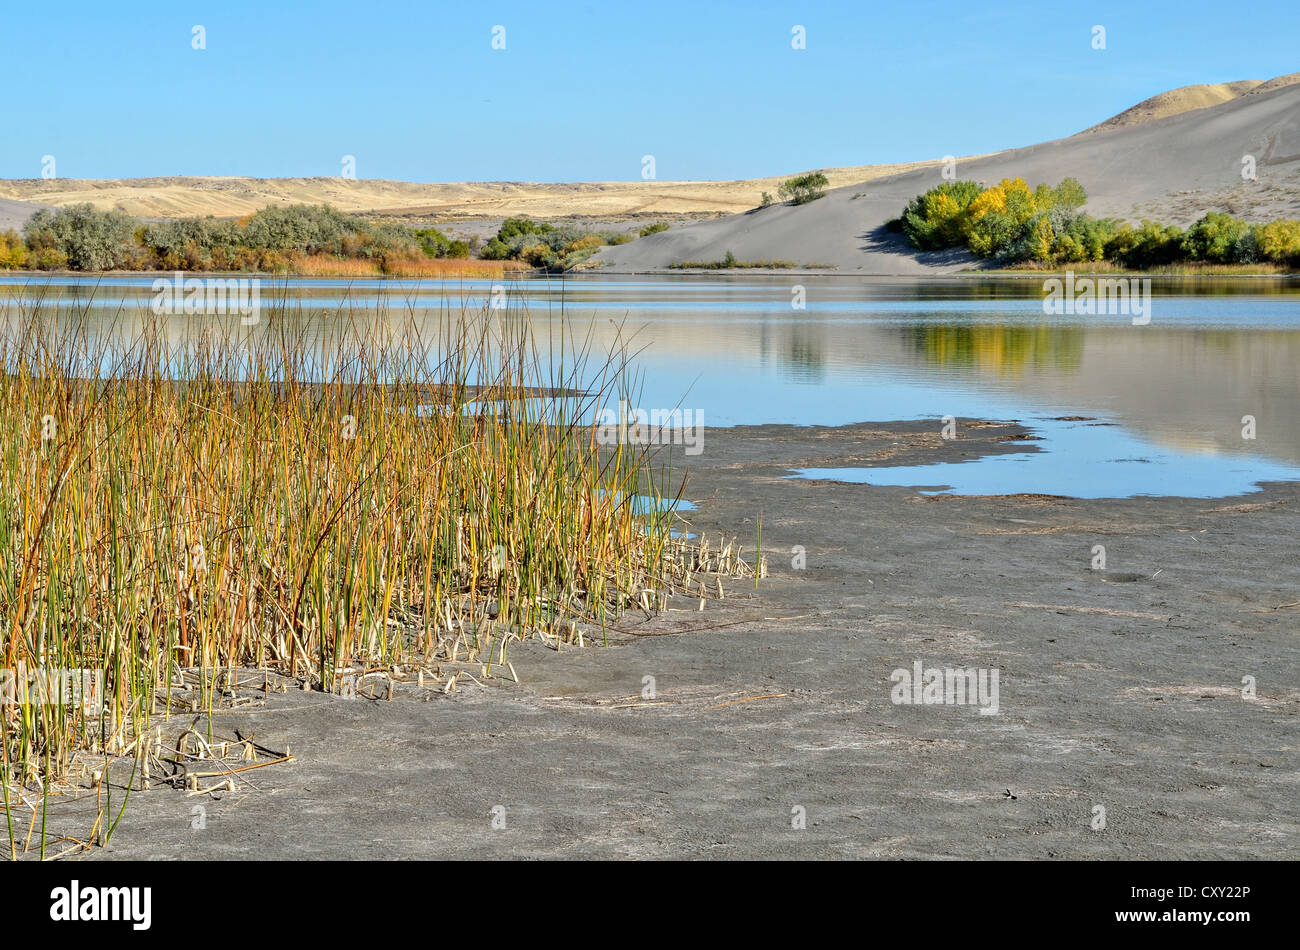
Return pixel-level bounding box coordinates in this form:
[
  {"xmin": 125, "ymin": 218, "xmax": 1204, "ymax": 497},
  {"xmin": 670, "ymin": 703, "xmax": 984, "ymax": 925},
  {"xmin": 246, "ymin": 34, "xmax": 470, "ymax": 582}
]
[
  {"xmin": 0, "ymin": 293, "xmax": 755, "ymax": 857},
  {"xmin": 0, "ymin": 204, "xmax": 673, "ymax": 277},
  {"xmin": 895, "ymin": 177, "xmax": 1300, "ymax": 271}
]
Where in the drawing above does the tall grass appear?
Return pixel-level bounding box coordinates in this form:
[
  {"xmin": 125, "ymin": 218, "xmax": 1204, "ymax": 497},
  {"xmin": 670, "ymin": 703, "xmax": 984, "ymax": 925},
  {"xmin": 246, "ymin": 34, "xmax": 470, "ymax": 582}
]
[
  {"xmin": 289, "ymin": 254, "xmax": 529, "ymax": 278},
  {"xmin": 0, "ymin": 290, "xmax": 721, "ymax": 854}
]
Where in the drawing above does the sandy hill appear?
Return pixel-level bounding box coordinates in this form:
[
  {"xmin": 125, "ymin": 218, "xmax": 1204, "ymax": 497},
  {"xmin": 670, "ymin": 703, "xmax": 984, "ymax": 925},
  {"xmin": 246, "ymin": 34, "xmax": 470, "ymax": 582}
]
[
  {"xmin": 597, "ymin": 81, "xmax": 1300, "ymax": 275},
  {"xmin": 1246, "ymin": 71, "xmax": 1300, "ymax": 96},
  {"xmin": 1082, "ymin": 72, "xmax": 1300, "ymax": 135},
  {"xmin": 1081, "ymin": 80, "xmax": 1265, "ymax": 133},
  {"xmin": 0, "ymin": 196, "xmax": 50, "ymax": 231}
]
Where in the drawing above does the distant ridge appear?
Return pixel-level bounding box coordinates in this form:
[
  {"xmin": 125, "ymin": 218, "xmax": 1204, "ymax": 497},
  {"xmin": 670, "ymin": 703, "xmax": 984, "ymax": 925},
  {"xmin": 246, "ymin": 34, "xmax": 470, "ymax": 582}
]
[{"xmin": 1082, "ymin": 71, "xmax": 1300, "ymax": 134}]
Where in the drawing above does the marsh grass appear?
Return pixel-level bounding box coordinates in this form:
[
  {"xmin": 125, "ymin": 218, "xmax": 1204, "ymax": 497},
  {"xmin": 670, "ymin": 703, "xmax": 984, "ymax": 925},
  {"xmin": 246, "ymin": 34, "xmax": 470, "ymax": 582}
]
[
  {"xmin": 0, "ymin": 287, "xmax": 741, "ymax": 856},
  {"xmin": 290, "ymin": 254, "xmax": 529, "ymax": 278},
  {"xmin": 992, "ymin": 260, "xmax": 1292, "ymax": 276}
]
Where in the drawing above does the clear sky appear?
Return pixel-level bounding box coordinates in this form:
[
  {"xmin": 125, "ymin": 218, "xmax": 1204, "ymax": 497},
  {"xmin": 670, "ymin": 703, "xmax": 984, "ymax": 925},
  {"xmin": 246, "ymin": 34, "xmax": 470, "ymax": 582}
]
[{"xmin": 2, "ymin": 0, "xmax": 1297, "ymax": 182}]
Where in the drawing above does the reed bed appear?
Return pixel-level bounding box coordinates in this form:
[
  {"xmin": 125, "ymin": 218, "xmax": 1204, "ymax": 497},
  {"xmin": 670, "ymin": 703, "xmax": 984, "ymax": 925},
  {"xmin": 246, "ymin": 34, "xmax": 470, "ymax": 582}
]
[
  {"xmin": 0, "ymin": 291, "xmax": 743, "ymax": 855},
  {"xmin": 287, "ymin": 254, "xmax": 531, "ymax": 278},
  {"xmin": 381, "ymin": 257, "xmax": 530, "ymax": 279}
]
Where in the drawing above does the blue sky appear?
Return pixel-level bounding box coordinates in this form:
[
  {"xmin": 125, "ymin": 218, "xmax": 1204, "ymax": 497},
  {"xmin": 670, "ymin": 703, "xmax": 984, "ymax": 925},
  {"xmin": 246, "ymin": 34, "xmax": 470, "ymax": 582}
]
[{"xmin": 2, "ymin": 0, "xmax": 1297, "ymax": 182}]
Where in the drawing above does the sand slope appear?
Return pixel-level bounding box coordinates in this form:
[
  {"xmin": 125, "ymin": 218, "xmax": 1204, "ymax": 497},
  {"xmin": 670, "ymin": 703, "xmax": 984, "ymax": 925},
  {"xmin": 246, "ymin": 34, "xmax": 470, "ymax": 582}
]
[
  {"xmin": 597, "ymin": 81, "xmax": 1300, "ymax": 274},
  {"xmin": 0, "ymin": 197, "xmax": 50, "ymax": 231}
]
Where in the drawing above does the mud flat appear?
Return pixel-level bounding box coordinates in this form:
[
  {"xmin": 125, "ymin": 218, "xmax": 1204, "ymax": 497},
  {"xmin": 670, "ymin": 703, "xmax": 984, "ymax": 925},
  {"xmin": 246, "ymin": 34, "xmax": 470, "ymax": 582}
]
[{"xmin": 45, "ymin": 420, "xmax": 1300, "ymax": 859}]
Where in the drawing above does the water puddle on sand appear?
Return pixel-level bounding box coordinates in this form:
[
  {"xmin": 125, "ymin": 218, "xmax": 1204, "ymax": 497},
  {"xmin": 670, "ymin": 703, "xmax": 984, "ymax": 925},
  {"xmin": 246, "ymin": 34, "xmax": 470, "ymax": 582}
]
[{"xmin": 789, "ymin": 415, "xmax": 1300, "ymax": 499}]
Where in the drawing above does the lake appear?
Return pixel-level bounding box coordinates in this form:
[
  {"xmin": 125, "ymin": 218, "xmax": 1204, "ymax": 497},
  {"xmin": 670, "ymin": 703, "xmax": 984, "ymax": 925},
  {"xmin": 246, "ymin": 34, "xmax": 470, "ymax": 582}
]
[{"xmin": 4, "ymin": 272, "xmax": 1299, "ymax": 499}]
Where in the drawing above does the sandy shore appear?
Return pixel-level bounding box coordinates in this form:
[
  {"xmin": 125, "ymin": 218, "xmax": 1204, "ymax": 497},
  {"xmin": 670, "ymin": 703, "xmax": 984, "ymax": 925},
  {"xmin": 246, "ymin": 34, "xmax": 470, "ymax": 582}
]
[{"xmin": 35, "ymin": 419, "xmax": 1300, "ymax": 859}]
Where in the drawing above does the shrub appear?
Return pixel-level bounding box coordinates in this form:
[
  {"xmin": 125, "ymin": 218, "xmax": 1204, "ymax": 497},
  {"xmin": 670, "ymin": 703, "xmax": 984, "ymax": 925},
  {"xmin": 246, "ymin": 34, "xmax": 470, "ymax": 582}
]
[
  {"xmin": 519, "ymin": 240, "xmax": 557, "ymax": 269},
  {"xmin": 639, "ymin": 222, "xmax": 669, "ymax": 237},
  {"xmin": 1105, "ymin": 220, "xmax": 1186, "ymax": 268},
  {"xmin": 1038, "ymin": 177, "xmax": 1087, "ymax": 211},
  {"xmin": 900, "ymin": 180, "xmax": 983, "ymax": 250},
  {"xmin": 497, "ymin": 217, "xmax": 554, "ymax": 242},
  {"xmin": 480, "ymin": 237, "xmax": 514, "ymax": 260},
  {"xmin": 1256, "ymin": 220, "xmax": 1300, "ymax": 265},
  {"xmin": 140, "ymin": 216, "xmax": 242, "ymax": 269},
  {"xmin": 0, "ymin": 230, "xmax": 27, "ymax": 269},
  {"xmin": 759, "ymin": 192, "xmax": 773, "ymax": 208},
  {"xmin": 778, "ymin": 172, "xmax": 830, "ymax": 205},
  {"xmin": 414, "ymin": 227, "xmax": 471, "ymax": 259},
  {"xmin": 241, "ymin": 204, "xmax": 353, "ymax": 254},
  {"xmin": 1181, "ymin": 212, "xmax": 1249, "ymax": 263},
  {"xmin": 24, "ymin": 203, "xmax": 138, "ymax": 271},
  {"xmin": 966, "ymin": 178, "xmax": 1039, "ymax": 258},
  {"xmin": 29, "ymin": 246, "xmax": 69, "ymax": 270}
]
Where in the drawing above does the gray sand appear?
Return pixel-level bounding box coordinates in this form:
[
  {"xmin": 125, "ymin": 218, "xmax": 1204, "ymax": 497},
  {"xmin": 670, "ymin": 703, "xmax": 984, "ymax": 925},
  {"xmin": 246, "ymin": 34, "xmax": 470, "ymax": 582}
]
[
  {"xmin": 0, "ymin": 197, "xmax": 46, "ymax": 232},
  {"xmin": 33, "ymin": 419, "xmax": 1298, "ymax": 860}
]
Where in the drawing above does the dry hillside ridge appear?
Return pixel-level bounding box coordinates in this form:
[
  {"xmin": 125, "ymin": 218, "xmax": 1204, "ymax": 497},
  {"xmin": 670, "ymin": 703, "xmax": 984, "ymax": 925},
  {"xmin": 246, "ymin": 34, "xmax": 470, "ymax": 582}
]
[
  {"xmin": 0, "ymin": 161, "xmax": 958, "ymax": 221},
  {"xmin": 1082, "ymin": 71, "xmax": 1300, "ymax": 133}
]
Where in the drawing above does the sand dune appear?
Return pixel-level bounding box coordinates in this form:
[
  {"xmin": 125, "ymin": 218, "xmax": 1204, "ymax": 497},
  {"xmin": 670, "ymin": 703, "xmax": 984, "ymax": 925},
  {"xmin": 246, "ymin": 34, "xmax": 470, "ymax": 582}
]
[
  {"xmin": 1246, "ymin": 71, "xmax": 1300, "ymax": 96},
  {"xmin": 1080, "ymin": 73, "xmax": 1300, "ymax": 135},
  {"xmin": 598, "ymin": 81, "xmax": 1300, "ymax": 275},
  {"xmin": 0, "ymin": 196, "xmax": 51, "ymax": 231},
  {"xmin": 1081, "ymin": 80, "xmax": 1265, "ymax": 134}
]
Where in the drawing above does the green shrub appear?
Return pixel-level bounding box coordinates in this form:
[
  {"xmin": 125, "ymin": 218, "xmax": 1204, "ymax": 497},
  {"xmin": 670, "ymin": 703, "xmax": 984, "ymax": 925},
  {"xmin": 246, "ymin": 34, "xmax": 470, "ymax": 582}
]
[
  {"xmin": 778, "ymin": 172, "xmax": 830, "ymax": 205},
  {"xmin": 141, "ymin": 216, "xmax": 243, "ymax": 269},
  {"xmin": 496, "ymin": 217, "xmax": 554, "ymax": 242},
  {"xmin": 1181, "ymin": 212, "xmax": 1249, "ymax": 263},
  {"xmin": 900, "ymin": 180, "xmax": 983, "ymax": 250},
  {"xmin": 639, "ymin": 222, "xmax": 669, "ymax": 237},
  {"xmin": 414, "ymin": 227, "xmax": 471, "ymax": 259},
  {"xmin": 24, "ymin": 204, "xmax": 138, "ymax": 271}
]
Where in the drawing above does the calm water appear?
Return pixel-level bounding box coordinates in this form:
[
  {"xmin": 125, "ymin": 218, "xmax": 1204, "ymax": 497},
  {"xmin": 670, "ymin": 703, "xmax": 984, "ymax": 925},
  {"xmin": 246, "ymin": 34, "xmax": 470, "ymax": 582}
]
[{"xmin": 4, "ymin": 273, "xmax": 1300, "ymax": 499}]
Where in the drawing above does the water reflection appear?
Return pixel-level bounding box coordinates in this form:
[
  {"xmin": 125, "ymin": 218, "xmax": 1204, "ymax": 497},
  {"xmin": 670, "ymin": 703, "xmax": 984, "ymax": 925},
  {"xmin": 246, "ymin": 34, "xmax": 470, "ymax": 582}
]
[{"xmin": 3, "ymin": 274, "xmax": 1299, "ymax": 497}]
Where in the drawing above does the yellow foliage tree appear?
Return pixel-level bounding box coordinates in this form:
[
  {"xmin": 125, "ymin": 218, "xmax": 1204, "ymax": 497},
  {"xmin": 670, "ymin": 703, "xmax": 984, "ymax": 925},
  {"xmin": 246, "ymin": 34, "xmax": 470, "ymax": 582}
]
[
  {"xmin": 0, "ymin": 230, "xmax": 27, "ymax": 269},
  {"xmin": 1256, "ymin": 220, "xmax": 1300, "ymax": 264}
]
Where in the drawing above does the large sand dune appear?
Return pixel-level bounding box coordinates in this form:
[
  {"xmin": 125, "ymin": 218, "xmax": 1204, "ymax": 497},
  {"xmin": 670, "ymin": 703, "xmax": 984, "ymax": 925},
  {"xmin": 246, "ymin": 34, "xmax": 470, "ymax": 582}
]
[{"xmin": 597, "ymin": 81, "xmax": 1300, "ymax": 274}]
